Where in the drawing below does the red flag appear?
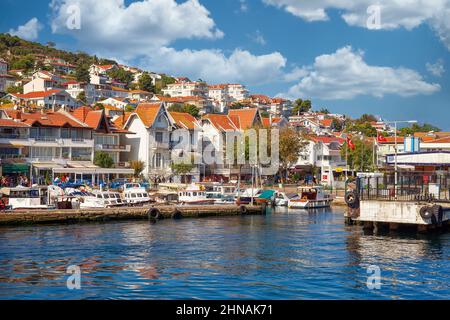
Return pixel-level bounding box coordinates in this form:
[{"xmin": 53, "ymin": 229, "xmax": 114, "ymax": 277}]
[
  {"xmin": 347, "ymin": 137, "xmax": 355, "ymax": 150},
  {"xmin": 377, "ymin": 133, "xmax": 387, "ymax": 143}
]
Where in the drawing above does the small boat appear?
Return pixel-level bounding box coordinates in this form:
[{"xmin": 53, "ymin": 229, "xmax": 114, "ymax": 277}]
[
  {"xmin": 178, "ymin": 184, "xmax": 215, "ymax": 205},
  {"xmin": 206, "ymin": 191, "xmax": 236, "ymax": 205},
  {"xmin": 256, "ymin": 189, "xmax": 276, "ymax": 205},
  {"xmin": 152, "ymin": 191, "xmax": 179, "ymax": 204},
  {"xmin": 288, "ymin": 186, "xmax": 333, "ymax": 209},
  {"xmin": 274, "ymin": 192, "xmax": 299, "ymax": 207},
  {"xmin": 0, "ymin": 186, "xmax": 51, "ymax": 210},
  {"xmin": 67, "ymin": 189, "xmax": 124, "ymax": 209},
  {"xmin": 236, "ymin": 188, "xmax": 262, "ymax": 205},
  {"xmin": 123, "ymin": 184, "xmax": 152, "ymax": 206}
]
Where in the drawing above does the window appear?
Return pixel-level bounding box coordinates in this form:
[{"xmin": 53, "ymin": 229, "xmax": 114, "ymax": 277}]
[
  {"xmin": 72, "ymin": 148, "xmax": 92, "ymax": 161},
  {"xmin": 155, "ymin": 132, "xmax": 163, "ymax": 142}
]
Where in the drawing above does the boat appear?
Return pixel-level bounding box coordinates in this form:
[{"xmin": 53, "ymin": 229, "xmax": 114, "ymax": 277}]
[
  {"xmin": 274, "ymin": 192, "xmax": 299, "ymax": 207},
  {"xmin": 256, "ymin": 189, "xmax": 276, "ymax": 205},
  {"xmin": 0, "ymin": 186, "xmax": 51, "ymax": 210},
  {"xmin": 65, "ymin": 189, "xmax": 125, "ymax": 209},
  {"xmin": 206, "ymin": 191, "xmax": 236, "ymax": 205},
  {"xmin": 178, "ymin": 184, "xmax": 215, "ymax": 205},
  {"xmin": 236, "ymin": 188, "xmax": 262, "ymax": 205},
  {"xmin": 288, "ymin": 186, "xmax": 333, "ymax": 209},
  {"xmin": 123, "ymin": 183, "xmax": 152, "ymax": 206}
]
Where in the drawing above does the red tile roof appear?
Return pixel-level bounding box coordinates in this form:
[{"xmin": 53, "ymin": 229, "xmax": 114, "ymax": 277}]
[
  {"xmin": 6, "ymin": 110, "xmax": 86, "ymax": 128},
  {"xmin": 202, "ymin": 114, "xmax": 237, "ymax": 131},
  {"xmin": 0, "ymin": 119, "xmax": 30, "ymax": 128},
  {"xmin": 228, "ymin": 108, "xmax": 259, "ymax": 130},
  {"xmin": 309, "ymin": 136, "xmax": 345, "ymax": 144},
  {"xmin": 11, "ymin": 89, "xmax": 63, "ymax": 99},
  {"xmin": 133, "ymin": 103, "xmax": 163, "ymax": 128},
  {"xmin": 169, "ymin": 112, "xmax": 199, "ymax": 130}
]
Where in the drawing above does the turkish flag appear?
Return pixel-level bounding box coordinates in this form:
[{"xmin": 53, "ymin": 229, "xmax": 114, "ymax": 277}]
[
  {"xmin": 347, "ymin": 137, "xmax": 355, "ymax": 150},
  {"xmin": 377, "ymin": 133, "xmax": 387, "ymax": 143}
]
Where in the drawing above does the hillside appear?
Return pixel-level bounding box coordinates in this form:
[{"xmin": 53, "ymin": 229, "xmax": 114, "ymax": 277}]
[{"xmin": 0, "ymin": 33, "xmax": 116, "ymax": 72}]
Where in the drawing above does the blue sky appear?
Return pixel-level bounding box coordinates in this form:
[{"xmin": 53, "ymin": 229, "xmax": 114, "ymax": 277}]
[{"xmin": 1, "ymin": 0, "xmax": 449, "ymax": 129}]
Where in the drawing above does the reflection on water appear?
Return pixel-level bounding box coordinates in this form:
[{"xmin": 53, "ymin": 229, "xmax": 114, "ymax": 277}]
[{"xmin": 0, "ymin": 207, "xmax": 448, "ymax": 300}]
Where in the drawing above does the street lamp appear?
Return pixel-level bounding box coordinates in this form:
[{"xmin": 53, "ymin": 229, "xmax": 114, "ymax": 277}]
[{"xmin": 384, "ymin": 120, "xmax": 417, "ymax": 198}]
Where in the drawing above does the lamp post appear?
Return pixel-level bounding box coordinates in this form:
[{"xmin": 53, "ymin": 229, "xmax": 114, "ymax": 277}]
[{"xmin": 385, "ymin": 120, "xmax": 417, "ymax": 198}]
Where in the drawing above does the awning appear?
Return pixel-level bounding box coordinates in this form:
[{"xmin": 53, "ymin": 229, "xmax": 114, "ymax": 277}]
[
  {"xmin": 52, "ymin": 167, "xmax": 134, "ymax": 175},
  {"xmin": 32, "ymin": 163, "xmax": 64, "ymax": 170},
  {"xmin": 1, "ymin": 163, "xmax": 30, "ymax": 174}
]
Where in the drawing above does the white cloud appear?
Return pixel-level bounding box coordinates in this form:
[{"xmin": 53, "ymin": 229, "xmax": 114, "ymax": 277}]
[
  {"xmin": 250, "ymin": 30, "xmax": 267, "ymax": 45},
  {"xmin": 50, "ymin": 0, "xmax": 224, "ymax": 58},
  {"xmin": 139, "ymin": 47, "xmax": 287, "ymax": 85},
  {"xmin": 281, "ymin": 46, "xmax": 440, "ymax": 100},
  {"xmin": 9, "ymin": 18, "xmax": 43, "ymax": 41},
  {"xmin": 426, "ymin": 59, "xmax": 445, "ymax": 77},
  {"xmin": 239, "ymin": 0, "xmax": 248, "ymax": 12},
  {"xmin": 263, "ymin": 0, "xmax": 450, "ymax": 50}
]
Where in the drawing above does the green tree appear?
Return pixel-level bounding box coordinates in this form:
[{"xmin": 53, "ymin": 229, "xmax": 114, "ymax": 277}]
[
  {"xmin": 125, "ymin": 104, "xmax": 135, "ymax": 112},
  {"xmin": 340, "ymin": 138, "xmax": 374, "ymax": 172},
  {"xmin": 154, "ymin": 74, "xmax": 176, "ymax": 94},
  {"xmin": 168, "ymin": 103, "xmax": 200, "ymax": 118},
  {"xmin": 331, "ymin": 118, "xmax": 343, "ymax": 131},
  {"xmin": 130, "ymin": 160, "xmax": 145, "ymax": 178},
  {"xmin": 10, "ymin": 55, "xmax": 35, "ymax": 72},
  {"xmin": 94, "ymin": 152, "xmax": 115, "ymax": 168},
  {"xmin": 319, "ymin": 108, "xmax": 330, "ymax": 114},
  {"xmin": 108, "ymin": 68, "xmax": 134, "ymax": 87},
  {"xmin": 291, "ymin": 99, "xmax": 312, "ymax": 115},
  {"xmin": 77, "ymin": 91, "xmax": 87, "ymax": 104},
  {"xmin": 279, "ymin": 128, "xmax": 307, "ymax": 183},
  {"xmin": 6, "ymin": 85, "xmax": 23, "ymax": 94},
  {"xmin": 75, "ymin": 64, "xmax": 90, "ymax": 83},
  {"xmin": 399, "ymin": 123, "xmax": 441, "ymax": 135},
  {"xmin": 171, "ymin": 162, "xmax": 195, "ymax": 184},
  {"xmin": 356, "ymin": 114, "xmax": 377, "ymax": 124},
  {"xmin": 137, "ymin": 72, "xmax": 155, "ymax": 92}
]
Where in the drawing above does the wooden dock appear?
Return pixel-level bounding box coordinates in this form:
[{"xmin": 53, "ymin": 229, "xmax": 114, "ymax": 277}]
[{"xmin": 0, "ymin": 204, "xmax": 265, "ymax": 226}]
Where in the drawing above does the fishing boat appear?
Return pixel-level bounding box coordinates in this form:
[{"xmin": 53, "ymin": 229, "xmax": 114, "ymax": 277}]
[
  {"xmin": 178, "ymin": 184, "xmax": 215, "ymax": 205},
  {"xmin": 288, "ymin": 186, "xmax": 333, "ymax": 209},
  {"xmin": 0, "ymin": 186, "xmax": 50, "ymax": 210},
  {"xmin": 274, "ymin": 192, "xmax": 300, "ymax": 207}
]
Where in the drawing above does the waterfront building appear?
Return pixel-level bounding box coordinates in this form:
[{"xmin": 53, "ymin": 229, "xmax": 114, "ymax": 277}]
[{"xmin": 119, "ymin": 102, "xmax": 173, "ymax": 180}]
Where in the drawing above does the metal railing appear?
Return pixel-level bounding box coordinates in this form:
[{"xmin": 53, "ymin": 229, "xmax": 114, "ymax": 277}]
[{"xmin": 356, "ymin": 173, "xmax": 450, "ymax": 203}]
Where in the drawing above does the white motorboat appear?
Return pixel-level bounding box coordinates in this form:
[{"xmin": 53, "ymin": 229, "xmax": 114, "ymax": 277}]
[
  {"xmin": 206, "ymin": 191, "xmax": 235, "ymax": 205},
  {"xmin": 65, "ymin": 189, "xmax": 124, "ymax": 209},
  {"xmin": 123, "ymin": 184, "xmax": 152, "ymax": 206},
  {"xmin": 274, "ymin": 192, "xmax": 299, "ymax": 206},
  {"xmin": 0, "ymin": 186, "xmax": 50, "ymax": 210},
  {"xmin": 288, "ymin": 186, "xmax": 333, "ymax": 209},
  {"xmin": 178, "ymin": 184, "xmax": 215, "ymax": 205}
]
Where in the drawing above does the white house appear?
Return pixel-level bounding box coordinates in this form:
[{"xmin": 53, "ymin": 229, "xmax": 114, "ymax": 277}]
[
  {"xmin": 162, "ymin": 81, "xmax": 208, "ymax": 98},
  {"xmin": 5, "ymin": 90, "xmax": 79, "ymax": 110},
  {"xmin": 120, "ymin": 102, "xmax": 173, "ymax": 179}
]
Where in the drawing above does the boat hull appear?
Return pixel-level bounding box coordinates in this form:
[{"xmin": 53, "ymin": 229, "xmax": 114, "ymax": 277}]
[{"xmin": 288, "ymin": 199, "xmax": 332, "ymax": 209}]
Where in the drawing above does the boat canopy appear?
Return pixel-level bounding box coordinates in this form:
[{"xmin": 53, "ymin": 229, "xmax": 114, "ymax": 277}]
[{"xmin": 258, "ymin": 190, "xmax": 276, "ymax": 200}]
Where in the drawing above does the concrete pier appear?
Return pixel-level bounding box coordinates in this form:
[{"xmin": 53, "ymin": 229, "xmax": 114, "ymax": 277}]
[
  {"xmin": 347, "ymin": 200, "xmax": 450, "ymax": 232},
  {"xmin": 0, "ymin": 205, "xmax": 265, "ymax": 226}
]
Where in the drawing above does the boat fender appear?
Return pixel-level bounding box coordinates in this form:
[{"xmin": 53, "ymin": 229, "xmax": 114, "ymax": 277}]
[
  {"xmin": 431, "ymin": 205, "xmax": 443, "ymax": 224},
  {"xmin": 240, "ymin": 205, "xmax": 248, "ymax": 215},
  {"xmin": 148, "ymin": 208, "xmax": 161, "ymax": 220},
  {"xmin": 419, "ymin": 206, "xmax": 434, "ymax": 220},
  {"xmin": 171, "ymin": 209, "xmax": 183, "ymax": 220},
  {"xmin": 345, "ymin": 191, "xmax": 359, "ymax": 209}
]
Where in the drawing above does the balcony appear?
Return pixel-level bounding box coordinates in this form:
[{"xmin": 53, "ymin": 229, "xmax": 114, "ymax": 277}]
[
  {"xmin": 151, "ymin": 141, "xmax": 170, "ymax": 150},
  {"xmin": 95, "ymin": 144, "xmax": 131, "ymax": 152}
]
